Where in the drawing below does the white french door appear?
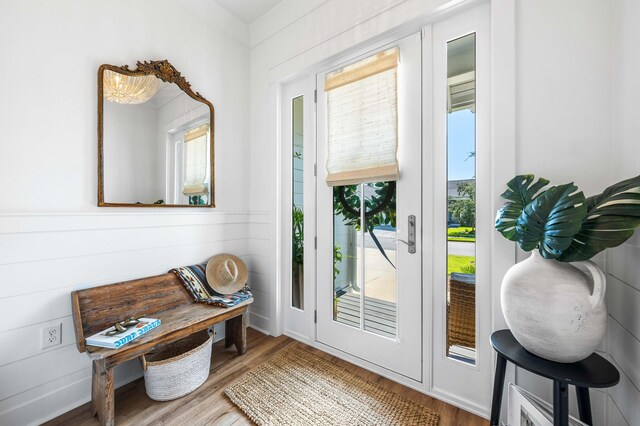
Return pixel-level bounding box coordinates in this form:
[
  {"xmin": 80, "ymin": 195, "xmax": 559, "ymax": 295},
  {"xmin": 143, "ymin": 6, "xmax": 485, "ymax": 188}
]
[{"xmin": 316, "ymin": 33, "xmax": 423, "ymax": 381}]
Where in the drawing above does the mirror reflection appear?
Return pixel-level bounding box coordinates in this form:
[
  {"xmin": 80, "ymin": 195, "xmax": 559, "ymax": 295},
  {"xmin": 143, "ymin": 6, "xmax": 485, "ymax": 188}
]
[{"xmin": 99, "ymin": 61, "xmax": 213, "ymax": 207}]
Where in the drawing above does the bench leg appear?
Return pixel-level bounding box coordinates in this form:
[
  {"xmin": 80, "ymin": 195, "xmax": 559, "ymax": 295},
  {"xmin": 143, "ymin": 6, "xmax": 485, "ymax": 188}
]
[
  {"xmin": 91, "ymin": 359, "xmax": 114, "ymax": 426},
  {"xmin": 225, "ymin": 312, "xmax": 247, "ymax": 355}
]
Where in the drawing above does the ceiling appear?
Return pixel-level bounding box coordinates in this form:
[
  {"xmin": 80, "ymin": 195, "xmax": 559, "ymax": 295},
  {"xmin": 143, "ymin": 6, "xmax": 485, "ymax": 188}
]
[
  {"xmin": 215, "ymin": 0, "xmax": 283, "ymax": 25},
  {"xmin": 148, "ymin": 81, "xmax": 183, "ymax": 110}
]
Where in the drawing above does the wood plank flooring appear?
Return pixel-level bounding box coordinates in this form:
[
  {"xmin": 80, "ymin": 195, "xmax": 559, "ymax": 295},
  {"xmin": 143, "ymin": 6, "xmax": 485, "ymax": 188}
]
[{"xmin": 46, "ymin": 329, "xmax": 489, "ymax": 426}]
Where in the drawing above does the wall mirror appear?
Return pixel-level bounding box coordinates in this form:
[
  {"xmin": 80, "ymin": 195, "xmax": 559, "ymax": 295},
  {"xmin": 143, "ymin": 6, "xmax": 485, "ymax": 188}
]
[{"xmin": 98, "ymin": 60, "xmax": 214, "ymax": 207}]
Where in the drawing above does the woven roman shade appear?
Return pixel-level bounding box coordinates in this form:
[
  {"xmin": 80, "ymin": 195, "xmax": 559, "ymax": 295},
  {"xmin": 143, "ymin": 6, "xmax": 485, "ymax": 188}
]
[
  {"xmin": 325, "ymin": 48, "xmax": 399, "ymax": 186},
  {"xmin": 182, "ymin": 124, "xmax": 209, "ymax": 196}
]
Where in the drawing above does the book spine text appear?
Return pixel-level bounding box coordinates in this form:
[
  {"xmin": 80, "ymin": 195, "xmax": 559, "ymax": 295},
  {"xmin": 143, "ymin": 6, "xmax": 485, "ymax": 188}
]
[{"xmin": 113, "ymin": 319, "xmax": 161, "ymax": 348}]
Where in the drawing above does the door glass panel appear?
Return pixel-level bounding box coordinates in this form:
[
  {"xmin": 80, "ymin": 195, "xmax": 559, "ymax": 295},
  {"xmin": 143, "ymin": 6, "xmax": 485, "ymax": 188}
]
[
  {"xmin": 446, "ymin": 33, "xmax": 476, "ymax": 364},
  {"xmin": 333, "ymin": 184, "xmax": 361, "ymax": 328},
  {"xmin": 363, "ymin": 182, "xmax": 397, "ymax": 338},
  {"xmin": 333, "ymin": 182, "xmax": 397, "ymax": 338},
  {"xmin": 291, "ymin": 96, "xmax": 304, "ymax": 310}
]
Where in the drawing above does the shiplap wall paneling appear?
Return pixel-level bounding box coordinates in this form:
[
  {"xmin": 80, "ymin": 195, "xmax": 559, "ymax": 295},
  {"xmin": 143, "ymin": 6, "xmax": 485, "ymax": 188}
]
[
  {"xmin": 246, "ymin": 212, "xmax": 272, "ymax": 333},
  {"xmin": 610, "ymin": 0, "xmax": 640, "ymax": 423},
  {"xmin": 606, "ymin": 239, "xmax": 640, "ymax": 426},
  {"xmin": 0, "ymin": 213, "xmax": 251, "ymax": 425},
  {"xmin": 606, "ymin": 354, "xmax": 640, "ymax": 425},
  {"xmin": 606, "ymin": 393, "xmax": 630, "ymax": 426}
]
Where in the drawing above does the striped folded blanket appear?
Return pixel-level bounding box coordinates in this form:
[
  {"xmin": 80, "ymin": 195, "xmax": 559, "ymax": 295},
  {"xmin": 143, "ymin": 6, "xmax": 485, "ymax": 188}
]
[{"xmin": 170, "ymin": 263, "xmax": 252, "ymax": 308}]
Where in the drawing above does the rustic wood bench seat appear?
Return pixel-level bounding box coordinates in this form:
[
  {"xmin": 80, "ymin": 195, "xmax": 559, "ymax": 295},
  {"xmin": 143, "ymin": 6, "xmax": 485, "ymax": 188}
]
[{"xmin": 71, "ymin": 272, "xmax": 252, "ymax": 426}]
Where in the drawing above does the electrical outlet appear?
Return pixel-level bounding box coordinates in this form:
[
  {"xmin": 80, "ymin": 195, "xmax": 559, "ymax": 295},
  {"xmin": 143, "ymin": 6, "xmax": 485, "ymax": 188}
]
[{"xmin": 42, "ymin": 323, "xmax": 62, "ymax": 349}]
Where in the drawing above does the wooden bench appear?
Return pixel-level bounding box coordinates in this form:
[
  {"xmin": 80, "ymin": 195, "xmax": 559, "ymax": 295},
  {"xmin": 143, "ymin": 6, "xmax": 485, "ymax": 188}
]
[{"xmin": 71, "ymin": 272, "xmax": 252, "ymax": 426}]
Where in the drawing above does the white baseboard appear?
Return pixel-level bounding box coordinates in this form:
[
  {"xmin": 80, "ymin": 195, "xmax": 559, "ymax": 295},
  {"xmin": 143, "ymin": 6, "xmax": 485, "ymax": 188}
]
[
  {"xmin": 283, "ymin": 329, "xmax": 312, "ymax": 344},
  {"xmin": 429, "ymin": 386, "xmax": 489, "ymax": 420},
  {"xmin": 0, "ymin": 360, "xmax": 143, "ymax": 426},
  {"xmin": 26, "ymin": 376, "xmax": 92, "ymax": 426},
  {"xmin": 248, "ymin": 323, "xmax": 271, "ymax": 336},
  {"xmin": 249, "ymin": 313, "xmax": 271, "ymax": 335}
]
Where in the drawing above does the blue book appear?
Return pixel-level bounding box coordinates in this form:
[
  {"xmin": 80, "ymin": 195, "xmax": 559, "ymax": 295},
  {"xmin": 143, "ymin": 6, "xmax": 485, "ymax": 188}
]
[{"xmin": 86, "ymin": 318, "xmax": 161, "ymax": 349}]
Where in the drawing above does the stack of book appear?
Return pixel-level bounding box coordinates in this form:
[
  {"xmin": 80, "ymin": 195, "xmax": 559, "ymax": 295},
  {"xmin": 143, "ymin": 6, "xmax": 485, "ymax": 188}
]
[{"xmin": 86, "ymin": 318, "xmax": 161, "ymax": 349}]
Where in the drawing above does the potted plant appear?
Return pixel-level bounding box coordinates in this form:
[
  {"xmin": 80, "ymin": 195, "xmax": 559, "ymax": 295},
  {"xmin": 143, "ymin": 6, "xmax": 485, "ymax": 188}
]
[
  {"xmin": 292, "ymin": 206, "xmax": 304, "ymax": 308},
  {"xmin": 495, "ymin": 174, "xmax": 640, "ymax": 362},
  {"xmin": 293, "ymin": 205, "xmax": 344, "ymax": 314},
  {"xmin": 333, "ymin": 244, "xmax": 343, "ymax": 320}
]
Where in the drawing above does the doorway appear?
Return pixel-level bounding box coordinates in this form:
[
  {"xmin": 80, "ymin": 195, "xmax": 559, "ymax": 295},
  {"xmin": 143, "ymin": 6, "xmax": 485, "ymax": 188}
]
[
  {"xmin": 278, "ymin": 3, "xmax": 492, "ymax": 410},
  {"xmin": 315, "ymin": 33, "xmax": 423, "ymax": 381}
]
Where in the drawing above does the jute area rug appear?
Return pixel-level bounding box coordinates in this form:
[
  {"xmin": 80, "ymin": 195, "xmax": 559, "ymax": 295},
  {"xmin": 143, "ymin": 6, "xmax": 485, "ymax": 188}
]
[{"xmin": 224, "ymin": 345, "xmax": 440, "ymax": 425}]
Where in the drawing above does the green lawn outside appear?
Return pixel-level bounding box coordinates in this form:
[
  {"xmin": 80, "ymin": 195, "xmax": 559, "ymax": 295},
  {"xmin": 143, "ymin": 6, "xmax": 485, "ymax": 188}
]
[
  {"xmin": 448, "ymin": 236, "xmax": 476, "ymax": 242},
  {"xmin": 448, "ymin": 254, "xmax": 475, "ymax": 275},
  {"xmin": 447, "ymin": 226, "xmax": 476, "ymax": 243}
]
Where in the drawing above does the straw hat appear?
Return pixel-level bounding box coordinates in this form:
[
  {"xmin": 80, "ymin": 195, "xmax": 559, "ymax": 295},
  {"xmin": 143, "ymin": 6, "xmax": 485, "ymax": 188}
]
[{"xmin": 206, "ymin": 254, "xmax": 248, "ymax": 295}]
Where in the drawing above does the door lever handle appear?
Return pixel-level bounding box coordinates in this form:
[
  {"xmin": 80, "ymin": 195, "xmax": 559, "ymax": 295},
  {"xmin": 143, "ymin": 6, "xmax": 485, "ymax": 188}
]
[{"xmin": 396, "ymin": 215, "xmax": 416, "ymax": 254}]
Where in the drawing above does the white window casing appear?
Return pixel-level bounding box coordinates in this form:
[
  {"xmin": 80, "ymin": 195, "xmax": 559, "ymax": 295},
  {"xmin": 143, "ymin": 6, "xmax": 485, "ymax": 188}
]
[{"xmin": 182, "ymin": 124, "xmax": 209, "ymax": 196}]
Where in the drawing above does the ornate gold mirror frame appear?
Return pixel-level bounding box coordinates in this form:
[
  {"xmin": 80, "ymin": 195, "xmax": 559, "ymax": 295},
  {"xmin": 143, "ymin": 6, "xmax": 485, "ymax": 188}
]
[{"xmin": 98, "ymin": 60, "xmax": 215, "ymax": 207}]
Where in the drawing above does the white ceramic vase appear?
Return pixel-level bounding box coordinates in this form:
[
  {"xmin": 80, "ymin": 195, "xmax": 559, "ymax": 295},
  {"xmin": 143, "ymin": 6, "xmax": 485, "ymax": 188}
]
[{"xmin": 501, "ymin": 250, "xmax": 607, "ymax": 363}]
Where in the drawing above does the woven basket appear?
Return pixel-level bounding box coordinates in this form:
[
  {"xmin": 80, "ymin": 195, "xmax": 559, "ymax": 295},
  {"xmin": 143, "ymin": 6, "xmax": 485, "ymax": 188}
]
[
  {"xmin": 141, "ymin": 330, "xmax": 212, "ymax": 401},
  {"xmin": 447, "ymin": 272, "xmax": 476, "ymax": 350}
]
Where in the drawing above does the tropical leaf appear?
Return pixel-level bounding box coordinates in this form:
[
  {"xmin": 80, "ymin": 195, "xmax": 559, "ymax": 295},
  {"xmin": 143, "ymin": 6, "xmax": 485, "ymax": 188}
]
[
  {"xmin": 558, "ymin": 175, "xmax": 640, "ymax": 262},
  {"xmin": 516, "ymin": 183, "xmax": 587, "ymax": 259},
  {"xmin": 495, "ymin": 175, "xmax": 550, "ymax": 241}
]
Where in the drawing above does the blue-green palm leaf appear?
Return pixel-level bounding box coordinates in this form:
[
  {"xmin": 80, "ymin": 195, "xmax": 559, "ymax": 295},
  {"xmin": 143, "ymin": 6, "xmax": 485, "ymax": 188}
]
[
  {"xmin": 558, "ymin": 175, "xmax": 640, "ymax": 262},
  {"xmin": 516, "ymin": 183, "xmax": 587, "ymax": 259},
  {"xmin": 495, "ymin": 175, "xmax": 550, "ymax": 241}
]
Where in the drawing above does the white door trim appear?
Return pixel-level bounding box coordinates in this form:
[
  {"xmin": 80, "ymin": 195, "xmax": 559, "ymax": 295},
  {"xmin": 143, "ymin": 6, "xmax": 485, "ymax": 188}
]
[
  {"xmin": 428, "ymin": 3, "xmax": 493, "ymax": 415},
  {"xmin": 279, "ymin": 77, "xmax": 317, "ymax": 343}
]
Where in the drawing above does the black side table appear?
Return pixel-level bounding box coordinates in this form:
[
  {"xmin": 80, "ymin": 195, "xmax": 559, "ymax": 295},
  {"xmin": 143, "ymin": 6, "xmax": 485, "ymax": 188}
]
[{"xmin": 490, "ymin": 329, "xmax": 619, "ymax": 426}]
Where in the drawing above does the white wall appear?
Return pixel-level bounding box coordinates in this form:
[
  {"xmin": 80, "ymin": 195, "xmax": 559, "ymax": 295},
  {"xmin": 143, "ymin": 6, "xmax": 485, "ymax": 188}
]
[
  {"xmin": 513, "ymin": 3, "xmax": 640, "ymax": 424},
  {"xmin": 0, "ymin": 1, "xmax": 252, "ymax": 425},
  {"xmin": 515, "ymin": 0, "xmax": 612, "ymax": 196},
  {"xmin": 606, "ymin": 0, "xmax": 640, "ymax": 424}
]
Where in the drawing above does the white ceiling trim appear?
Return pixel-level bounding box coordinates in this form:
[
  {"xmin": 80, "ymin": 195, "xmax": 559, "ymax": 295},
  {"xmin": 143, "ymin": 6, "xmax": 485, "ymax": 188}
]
[
  {"xmin": 215, "ymin": 0, "xmax": 283, "ymax": 25},
  {"xmin": 250, "ymin": 0, "xmax": 328, "ymax": 48},
  {"xmin": 184, "ymin": 0, "xmax": 250, "ymax": 46}
]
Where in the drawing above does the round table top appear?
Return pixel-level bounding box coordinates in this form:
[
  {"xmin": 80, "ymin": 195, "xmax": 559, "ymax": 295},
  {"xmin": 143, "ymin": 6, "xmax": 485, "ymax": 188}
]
[{"xmin": 491, "ymin": 329, "xmax": 620, "ymax": 388}]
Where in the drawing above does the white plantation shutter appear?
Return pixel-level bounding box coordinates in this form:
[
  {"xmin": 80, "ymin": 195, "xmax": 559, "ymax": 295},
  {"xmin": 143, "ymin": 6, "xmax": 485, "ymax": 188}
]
[
  {"xmin": 325, "ymin": 48, "xmax": 399, "ymax": 186},
  {"xmin": 182, "ymin": 124, "xmax": 209, "ymax": 196}
]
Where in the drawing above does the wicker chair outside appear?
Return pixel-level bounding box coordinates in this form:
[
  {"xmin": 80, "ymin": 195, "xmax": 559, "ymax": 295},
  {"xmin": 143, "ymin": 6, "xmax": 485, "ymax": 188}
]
[{"xmin": 447, "ymin": 272, "xmax": 476, "ymax": 350}]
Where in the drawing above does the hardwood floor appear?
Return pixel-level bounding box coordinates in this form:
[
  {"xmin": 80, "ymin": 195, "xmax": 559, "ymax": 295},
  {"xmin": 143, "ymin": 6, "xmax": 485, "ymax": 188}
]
[{"xmin": 46, "ymin": 329, "xmax": 489, "ymax": 426}]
